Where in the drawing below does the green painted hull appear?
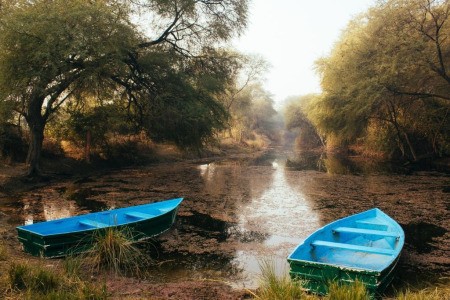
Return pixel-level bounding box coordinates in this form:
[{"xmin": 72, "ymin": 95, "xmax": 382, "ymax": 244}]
[
  {"xmin": 289, "ymin": 255, "xmax": 400, "ymax": 297},
  {"xmin": 17, "ymin": 206, "xmax": 180, "ymax": 258}
]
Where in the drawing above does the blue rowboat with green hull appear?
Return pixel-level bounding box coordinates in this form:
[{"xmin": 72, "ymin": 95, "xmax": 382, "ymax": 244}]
[
  {"xmin": 288, "ymin": 208, "xmax": 404, "ymax": 298},
  {"xmin": 17, "ymin": 198, "xmax": 183, "ymax": 257}
]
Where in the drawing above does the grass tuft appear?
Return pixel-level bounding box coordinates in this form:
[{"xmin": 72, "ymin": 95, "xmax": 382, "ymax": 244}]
[
  {"xmin": 83, "ymin": 226, "xmax": 151, "ymax": 277},
  {"xmin": 250, "ymin": 259, "xmax": 311, "ymax": 300},
  {"xmin": 326, "ymin": 280, "xmax": 369, "ymax": 300}
]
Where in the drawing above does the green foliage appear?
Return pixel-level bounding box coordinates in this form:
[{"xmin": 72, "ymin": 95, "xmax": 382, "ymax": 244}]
[
  {"xmin": 129, "ymin": 50, "xmax": 229, "ymax": 150},
  {"xmin": 0, "ymin": 0, "xmax": 250, "ymax": 174},
  {"xmin": 284, "ymin": 95, "xmax": 324, "ymax": 149},
  {"xmin": 309, "ymin": 0, "xmax": 450, "ymax": 159}
]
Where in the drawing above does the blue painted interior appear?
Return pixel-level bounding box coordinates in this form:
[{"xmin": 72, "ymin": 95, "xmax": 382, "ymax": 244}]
[
  {"xmin": 288, "ymin": 208, "xmax": 405, "ymax": 272},
  {"xmin": 17, "ymin": 198, "xmax": 183, "ymax": 236}
]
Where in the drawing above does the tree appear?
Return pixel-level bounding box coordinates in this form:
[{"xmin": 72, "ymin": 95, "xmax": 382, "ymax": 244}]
[
  {"xmin": 283, "ymin": 95, "xmax": 324, "ymax": 149},
  {"xmin": 310, "ymin": 0, "xmax": 450, "ymax": 159},
  {"xmin": 0, "ymin": 0, "xmax": 249, "ymax": 175}
]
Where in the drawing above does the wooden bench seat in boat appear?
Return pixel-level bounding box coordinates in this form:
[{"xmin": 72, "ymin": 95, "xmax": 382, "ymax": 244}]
[
  {"xmin": 79, "ymin": 219, "xmax": 109, "ymax": 228},
  {"xmin": 355, "ymin": 219, "xmax": 388, "ymax": 231},
  {"xmin": 311, "ymin": 240, "xmax": 396, "ymax": 255},
  {"xmin": 125, "ymin": 212, "xmax": 155, "ymax": 219},
  {"xmin": 332, "ymin": 227, "xmax": 400, "ymax": 238}
]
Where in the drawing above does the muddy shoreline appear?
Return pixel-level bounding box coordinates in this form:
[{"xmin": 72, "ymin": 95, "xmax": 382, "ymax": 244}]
[{"xmin": 1, "ymin": 150, "xmax": 449, "ymax": 299}]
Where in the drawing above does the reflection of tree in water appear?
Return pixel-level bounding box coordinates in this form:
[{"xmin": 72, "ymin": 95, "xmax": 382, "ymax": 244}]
[
  {"xmin": 287, "ymin": 151, "xmax": 410, "ymax": 175},
  {"xmin": 196, "ymin": 161, "xmax": 273, "ymax": 211},
  {"xmin": 19, "ymin": 188, "xmax": 80, "ymax": 224}
]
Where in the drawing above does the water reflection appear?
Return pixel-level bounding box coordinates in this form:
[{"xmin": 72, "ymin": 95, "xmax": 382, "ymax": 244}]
[
  {"xmin": 232, "ymin": 158, "xmax": 320, "ymax": 287},
  {"xmin": 287, "ymin": 151, "xmax": 411, "ymax": 175}
]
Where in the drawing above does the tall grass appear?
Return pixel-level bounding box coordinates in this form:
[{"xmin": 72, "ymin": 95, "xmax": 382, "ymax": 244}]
[
  {"xmin": 82, "ymin": 226, "xmax": 150, "ymax": 277},
  {"xmin": 9, "ymin": 262, "xmax": 61, "ymax": 293},
  {"xmin": 5, "ymin": 262, "xmax": 107, "ymax": 299},
  {"xmin": 249, "ymin": 260, "xmax": 313, "ymax": 300}
]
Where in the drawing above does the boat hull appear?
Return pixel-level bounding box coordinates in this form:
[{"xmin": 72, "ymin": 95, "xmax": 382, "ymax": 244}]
[
  {"xmin": 17, "ymin": 198, "xmax": 182, "ymax": 257},
  {"xmin": 288, "ymin": 208, "xmax": 404, "ymax": 298},
  {"xmin": 289, "ymin": 253, "xmax": 400, "ymax": 296}
]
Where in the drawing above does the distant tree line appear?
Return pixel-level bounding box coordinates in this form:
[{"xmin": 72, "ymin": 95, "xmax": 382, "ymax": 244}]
[
  {"xmin": 0, "ymin": 0, "xmax": 279, "ymax": 175},
  {"xmin": 286, "ymin": 0, "xmax": 449, "ymax": 161}
]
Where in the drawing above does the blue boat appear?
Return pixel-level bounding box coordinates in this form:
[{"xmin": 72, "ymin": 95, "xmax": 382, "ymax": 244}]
[
  {"xmin": 17, "ymin": 197, "xmax": 183, "ymax": 257},
  {"xmin": 288, "ymin": 208, "xmax": 404, "ymax": 297}
]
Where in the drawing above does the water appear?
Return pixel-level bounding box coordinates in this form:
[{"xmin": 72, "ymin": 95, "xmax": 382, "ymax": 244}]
[{"xmin": 1, "ymin": 148, "xmax": 449, "ymax": 292}]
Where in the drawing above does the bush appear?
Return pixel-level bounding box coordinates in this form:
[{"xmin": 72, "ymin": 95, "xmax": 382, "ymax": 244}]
[{"xmin": 0, "ymin": 124, "xmax": 27, "ymax": 162}]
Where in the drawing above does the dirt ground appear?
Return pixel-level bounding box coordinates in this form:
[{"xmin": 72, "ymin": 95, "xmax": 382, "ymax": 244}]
[{"xmin": 0, "ymin": 150, "xmax": 449, "ymax": 299}]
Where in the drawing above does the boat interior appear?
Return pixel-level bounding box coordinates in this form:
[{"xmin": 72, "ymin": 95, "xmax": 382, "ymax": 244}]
[{"xmin": 290, "ymin": 209, "xmax": 403, "ymax": 271}]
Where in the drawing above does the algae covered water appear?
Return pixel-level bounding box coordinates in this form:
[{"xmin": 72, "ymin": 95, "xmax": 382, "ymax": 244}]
[{"xmin": 1, "ymin": 148, "xmax": 448, "ymax": 294}]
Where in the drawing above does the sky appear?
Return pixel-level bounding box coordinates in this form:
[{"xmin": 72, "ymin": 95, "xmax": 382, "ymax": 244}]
[{"xmin": 233, "ymin": 0, "xmax": 377, "ymax": 107}]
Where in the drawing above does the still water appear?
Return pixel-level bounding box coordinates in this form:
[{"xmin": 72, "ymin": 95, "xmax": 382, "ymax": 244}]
[{"xmin": 1, "ymin": 148, "xmax": 448, "ymax": 291}]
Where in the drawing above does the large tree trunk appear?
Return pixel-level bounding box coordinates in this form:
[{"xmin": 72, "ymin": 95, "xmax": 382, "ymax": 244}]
[
  {"xmin": 25, "ymin": 96, "xmax": 46, "ymax": 177},
  {"xmin": 26, "ymin": 121, "xmax": 45, "ymax": 177}
]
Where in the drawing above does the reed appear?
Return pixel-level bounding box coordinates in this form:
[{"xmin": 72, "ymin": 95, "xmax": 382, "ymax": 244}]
[
  {"xmin": 250, "ymin": 259, "xmax": 313, "ymax": 300},
  {"xmin": 83, "ymin": 226, "xmax": 150, "ymax": 277}
]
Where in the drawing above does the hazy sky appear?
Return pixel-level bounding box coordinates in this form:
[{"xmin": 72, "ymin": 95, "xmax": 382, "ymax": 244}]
[{"xmin": 233, "ymin": 0, "xmax": 377, "ymax": 106}]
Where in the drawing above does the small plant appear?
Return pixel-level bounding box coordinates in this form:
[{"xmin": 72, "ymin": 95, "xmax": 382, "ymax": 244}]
[
  {"xmin": 84, "ymin": 226, "xmax": 150, "ymax": 276},
  {"xmin": 250, "ymin": 259, "xmax": 311, "ymax": 300},
  {"xmin": 326, "ymin": 280, "xmax": 369, "ymax": 300}
]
